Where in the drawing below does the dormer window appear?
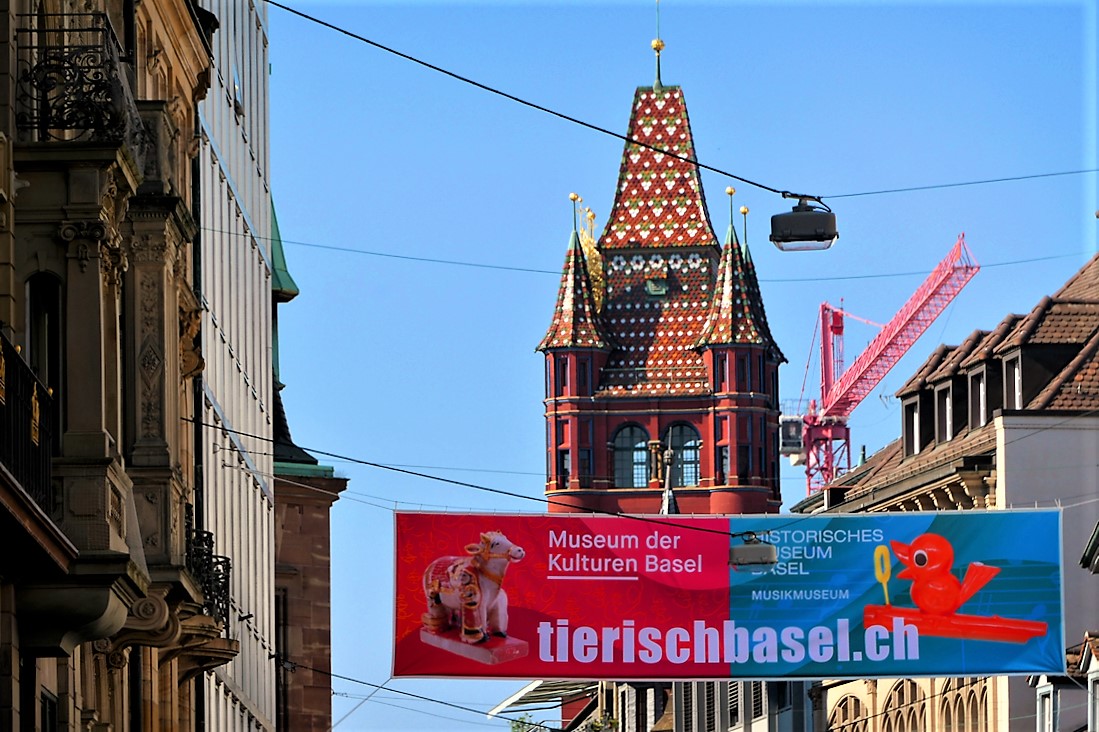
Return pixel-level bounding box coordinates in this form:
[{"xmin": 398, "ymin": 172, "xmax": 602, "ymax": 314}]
[
  {"xmin": 904, "ymin": 401, "xmax": 921, "ymax": 456},
  {"xmin": 935, "ymin": 385, "xmax": 953, "ymax": 442},
  {"xmin": 969, "ymin": 371, "xmax": 987, "ymax": 428},
  {"xmin": 1004, "ymin": 356, "xmax": 1022, "ymax": 409}
]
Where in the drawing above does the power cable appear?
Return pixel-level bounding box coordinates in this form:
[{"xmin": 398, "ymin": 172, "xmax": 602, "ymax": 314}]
[
  {"xmin": 264, "ymin": 2, "xmax": 1097, "ymax": 204},
  {"xmin": 825, "ymin": 168, "xmax": 1099, "ymax": 199},
  {"xmin": 276, "ymin": 656, "xmax": 556, "ymax": 730},
  {"xmin": 263, "ymin": 0, "xmax": 789, "ymax": 199},
  {"xmin": 187, "ymin": 416, "xmax": 803, "ymax": 543},
  {"xmin": 201, "ymin": 224, "xmax": 1083, "ymax": 282}
]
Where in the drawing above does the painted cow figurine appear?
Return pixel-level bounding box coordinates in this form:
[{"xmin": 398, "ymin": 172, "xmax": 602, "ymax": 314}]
[{"xmin": 422, "ymin": 532, "xmax": 525, "ymax": 644}]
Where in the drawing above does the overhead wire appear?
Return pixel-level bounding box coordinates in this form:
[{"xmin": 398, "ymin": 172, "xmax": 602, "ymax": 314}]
[
  {"xmin": 262, "ymin": 0, "xmax": 787, "ymax": 198},
  {"xmin": 201, "ymin": 224, "xmax": 1084, "ymax": 283},
  {"xmin": 263, "ymin": 1, "xmax": 1097, "ymax": 204},
  {"xmin": 188, "ymin": 417, "xmax": 805, "ymax": 542},
  {"xmin": 277, "ymin": 656, "xmax": 556, "ymax": 730}
]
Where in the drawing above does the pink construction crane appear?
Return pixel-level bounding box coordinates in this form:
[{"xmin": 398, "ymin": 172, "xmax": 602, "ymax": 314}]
[{"xmin": 782, "ymin": 234, "xmax": 980, "ymax": 495}]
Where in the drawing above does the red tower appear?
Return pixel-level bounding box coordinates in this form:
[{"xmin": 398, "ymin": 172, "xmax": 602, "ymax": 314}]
[{"xmin": 538, "ymin": 80, "xmax": 785, "ymax": 516}]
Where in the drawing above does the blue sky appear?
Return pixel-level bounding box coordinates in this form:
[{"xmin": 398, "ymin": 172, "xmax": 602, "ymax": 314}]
[{"xmin": 267, "ymin": 2, "xmax": 1096, "ymax": 729}]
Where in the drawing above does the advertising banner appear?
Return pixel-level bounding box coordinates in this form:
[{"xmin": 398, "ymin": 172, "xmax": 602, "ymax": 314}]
[{"xmin": 392, "ymin": 510, "xmax": 1064, "ymax": 680}]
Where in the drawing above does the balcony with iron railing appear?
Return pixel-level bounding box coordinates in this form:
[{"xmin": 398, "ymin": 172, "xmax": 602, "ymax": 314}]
[
  {"xmin": 184, "ymin": 509, "xmax": 232, "ymax": 630},
  {"xmin": 0, "ymin": 330, "xmax": 53, "ymax": 515},
  {"xmin": 14, "ymin": 13, "xmax": 146, "ymax": 155}
]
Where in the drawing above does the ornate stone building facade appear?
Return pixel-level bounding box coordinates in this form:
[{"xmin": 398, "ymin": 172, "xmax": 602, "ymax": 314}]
[
  {"xmin": 794, "ymin": 255, "xmax": 1099, "ymax": 732},
  {"xmin": 0, "ymin": 0, "xmax": 241, "ymax": 728}
]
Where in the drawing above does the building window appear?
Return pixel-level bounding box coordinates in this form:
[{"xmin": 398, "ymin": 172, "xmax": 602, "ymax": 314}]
[
  {"xmin": 1004, "ymin": 356, "xmax": 1021, "ymax": 409},
  {"xmin": 903, "ymin": 401, "xmax": 920, "ymax": 457},
  {"xmin": 969, "ymin": 371, "xmax": 986, "ymax": 429},
  {"xmin": 680, "ymin": 683, "xmax": 694, "ymax": 731},
  {"xmin": 750, "ymin": 681, "xmax": 764, "ymax": 719},
  {"xmin": 613, "ymin": 425, "xmax": 650, "ymax": 488},
  {"xmin": 881, "ymin": 680, "xmax": 926, "ymax": 732},
  {"xmin": 667, "ymin": 424, "xmax": 701, "ymax": 487},
  {"xmin": 577, "ymin": 358, "xmax": 591, "ymax": 396},
  {"xmin": 556, "ymin": 450, "xmax": 570, "ymax": 484},
  {"xmin": 578, "ymin": 449, "xmax": 592, "ymax": 484},
  {"xmin": 935, "ymin": 385, "xmax": 952, "ymax": 442},
  {"xmin": 1037, "ymin": 688, "xmax": 1055, "ymax": 732},
  {"xmin": 828, "ymin": 695, "xmax": 867, "ymax": 732},
  {"xmin": 702, "ymin": 682, "xmax": 717, "ymax": 732},
  {"xmin": 555, "ymin": 357, "xmax": 569, "ymax": 397},
  {"xmin": 727, "ymin": 681, "xmax": 741, "ymax": 727},
  {"xmin": 41, "ymin": 690, "xmax": 58, "ymax": 732},
  {"xmin": 714, "ymin": 352, "xmax": 727, "ymax": 391},
  {"xmin": 736, "ymin": 355, "xmax": 749, "ymax": 392}
]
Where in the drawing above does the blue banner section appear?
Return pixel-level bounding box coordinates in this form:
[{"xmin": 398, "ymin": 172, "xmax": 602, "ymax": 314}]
[{"xmin": 725, "ymin": 510, "xmax": 1064, "ymax": 678}]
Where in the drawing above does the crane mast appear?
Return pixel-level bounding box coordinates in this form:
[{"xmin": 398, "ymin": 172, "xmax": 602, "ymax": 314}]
[{"xmin": 792, "ymin": 234, "xmax": 980, "ymax": 495}]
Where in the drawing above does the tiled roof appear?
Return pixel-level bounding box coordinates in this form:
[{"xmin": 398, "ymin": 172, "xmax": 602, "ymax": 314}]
[
  {"xmin": 925, "ymin": 329, "xmax": 986, "ymax": 383},
  {"xmin": 843, "ymin": 424, "xmax": 998, "ymax": 501},
  {"xmin": 958, "ymin": 315, "xmax": 1020, "ymax": 369},
  {"xmin": 1054, "ymin": 253, "xmax": 1099, "ymax": 300},
  {"xmin": 538, "ymin": 232, "xmax": 613, "ymax": 351},
  {"xmin": 896, "ymin": 344, "xmax": 951, "ymax": 397},
  {"xmin": 541, "ymin": 83, "xmax": 779, "ymax": 398},
  {"xmin": 695, "ymin": 225, "xmax": 784, "ymax": 360},
  {"xmin": 597, "ymin": 247, "xmax": 717, "ymax": 396},
  {"xmin": 599, "ymin": 86, "xmax": 719, "ymax": 251}
]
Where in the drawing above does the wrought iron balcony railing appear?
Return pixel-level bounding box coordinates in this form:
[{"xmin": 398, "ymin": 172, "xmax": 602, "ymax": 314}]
[
  {"xmin": 0, "ymin": 331, "xmax": 53, "ymax": 514},
  {"xmin": 185, "ymin": 513, "xmax": 232, "ymax": 628},
  {"xmin": 15, "ymin": 13, "xmax": 145, "ymax": 151}
]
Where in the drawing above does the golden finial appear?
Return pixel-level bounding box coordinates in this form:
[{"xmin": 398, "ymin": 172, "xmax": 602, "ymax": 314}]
[
  {"xmin": 740, "ymin": 206, "xmax": 749, "ymax": 215},
  {"xmin": 741, "ymin": 206, "xmax": 750, "ymax": 246},
  {"xmin": 726, "ymin": 186, "xmax": 735, "ymax": 196},
  {"xmin": 569, "ymin": 192, "xmax": 580, "ymax": 202},
  {"xmin": 653, "ymin": 0, "xmax": 664, "ymax": 89}
]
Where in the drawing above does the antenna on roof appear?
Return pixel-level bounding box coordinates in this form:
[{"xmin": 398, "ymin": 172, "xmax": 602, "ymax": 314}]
[{"xmin": 652, "ymin": 0, "xmax": 664, "ymax": 90}]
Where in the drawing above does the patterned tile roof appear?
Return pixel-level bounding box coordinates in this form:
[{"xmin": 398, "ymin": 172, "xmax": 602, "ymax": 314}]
[
  {"xmin": 540, "ymin": 84, "xmax": 779, "ymax": 398},
  {"xmin": 695, "ymin": 225, "xmax": 785, "ymax": 360},
  {"xmin": 597, "ymin": 246, "xmax": 717, "ymax": 396},
  {"xmin": 599, "ymin": 86, "xmax": 719, "ymax": 251},
  {"xmin": 537, "ymin": 232, "xmax": 613, "ymax": 351}
]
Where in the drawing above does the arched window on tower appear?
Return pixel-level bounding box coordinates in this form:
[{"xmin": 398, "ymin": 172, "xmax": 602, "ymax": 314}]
[
  {"xmin": 612, "ymin": 425, "xmax": 649, "ymax": 488},
  {"xmin": 666, "ymin": 424, "xmax": 701, "ymax": 487}
]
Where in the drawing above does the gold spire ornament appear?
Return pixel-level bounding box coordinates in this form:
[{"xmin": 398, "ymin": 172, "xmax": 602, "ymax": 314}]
[{"xmin": 578, "ymin": 204, "xmax": 606, "ymax": 313}]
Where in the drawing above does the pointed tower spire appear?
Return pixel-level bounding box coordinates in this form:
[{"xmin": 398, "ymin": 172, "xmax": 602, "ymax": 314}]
[
  {"xmin": 695, "ymin": 189, "xmax": 784, "ymax": 360},
  {"xmin": 537, "ymin": 195, "xmax": 613, "ymax": 351}
]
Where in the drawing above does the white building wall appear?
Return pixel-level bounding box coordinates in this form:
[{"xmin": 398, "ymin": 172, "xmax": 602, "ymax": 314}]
[
  {"xmin": 996, "ymin": 412, "xmax": 1099, "ymax": 732},
  {"xmin": 197, "ymin": 0, "xmax": 275, "ymax": 728}
]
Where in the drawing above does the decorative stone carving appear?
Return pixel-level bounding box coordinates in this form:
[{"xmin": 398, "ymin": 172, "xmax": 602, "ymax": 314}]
[{"xmin": 94, "ymin": 592, "xmax": 183, "ymax": 670}]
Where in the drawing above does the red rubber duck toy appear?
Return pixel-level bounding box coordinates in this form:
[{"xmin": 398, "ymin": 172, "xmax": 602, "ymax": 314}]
[{"xmin": 890, "ymin": 533, "xmax": 1000, "ymax": 616}]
